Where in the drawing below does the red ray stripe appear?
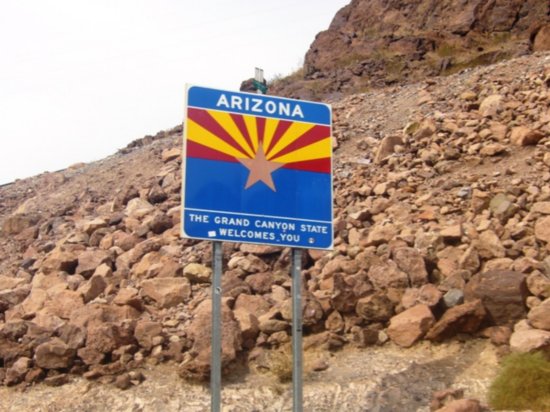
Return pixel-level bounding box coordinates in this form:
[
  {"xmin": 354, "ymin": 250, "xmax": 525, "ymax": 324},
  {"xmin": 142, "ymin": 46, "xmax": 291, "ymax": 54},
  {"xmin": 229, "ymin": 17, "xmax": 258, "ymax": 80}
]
[
  {"xmin": 188, "ymin": 108, "xmax": 251, "ymax": 157},
  {"xmin": 256, "ymin": 117, "xmax": 266, "ymax": 145},
  {"xmin": 282, "ymin": 157, "xmax": 331, "ymax": 173},
  {"xmin": 230, "ymin": 114, "xmax": 255, "ymax": 153},
  {"xmin": 265, "ymin": 119, "xmax": 292, "ymax": 155},
  {"xmin": 270, "ymin": 125, "xmax": 330, "ymax": 159},
  {"xmin": 186, "ymin": 140, "xmax": 239, "ymax": 162}
]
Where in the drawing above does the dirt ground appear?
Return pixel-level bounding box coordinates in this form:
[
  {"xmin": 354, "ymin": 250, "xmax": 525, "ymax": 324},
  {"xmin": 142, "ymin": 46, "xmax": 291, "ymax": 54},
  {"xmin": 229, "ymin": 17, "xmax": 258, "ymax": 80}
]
[{"xmin": 0, "ymin": 339, "xmax": 499, "ymax": 412}]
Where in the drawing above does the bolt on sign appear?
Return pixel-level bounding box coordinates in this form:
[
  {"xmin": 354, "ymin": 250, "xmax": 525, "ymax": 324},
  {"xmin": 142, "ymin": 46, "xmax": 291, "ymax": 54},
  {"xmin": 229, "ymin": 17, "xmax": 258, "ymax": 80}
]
[{"xmin": 182, "ymin": 85, "xmax": 333, "ymax": 249}]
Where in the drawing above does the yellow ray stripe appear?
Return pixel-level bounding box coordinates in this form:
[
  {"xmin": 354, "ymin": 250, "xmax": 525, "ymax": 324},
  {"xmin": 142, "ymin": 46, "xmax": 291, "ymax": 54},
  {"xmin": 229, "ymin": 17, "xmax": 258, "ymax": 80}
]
[
  {"xmin": 188, "ymin": 119, "xmax": 250, "ymax": 159},
  {"xmin": 267, "ymin": 121, "xmax": 315, "ymax": 159},
  {"xmin": 263, "ymin": 118, "xmax": 279, "ymax": 154},
  {"xmin": 243, "ymin": 114, "xmax": 258, "ymax": 152},
  {"xmin": 270, "ymin": 138, "xmax": 332, "ymax": 163},
  {"xmin": 208, "ymin": 111, "xmax": 255, "ymax": 158}
]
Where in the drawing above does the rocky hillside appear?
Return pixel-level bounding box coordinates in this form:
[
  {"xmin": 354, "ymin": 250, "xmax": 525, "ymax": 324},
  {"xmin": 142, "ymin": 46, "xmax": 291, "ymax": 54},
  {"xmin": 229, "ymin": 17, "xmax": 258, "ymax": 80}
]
[
  {"xmin": 271, "ymin": 0, "xmax": 550, "ymax": 99},
  {"xmin": 1, "ymin": 51, "xmax": 550, "ymax": 412}
]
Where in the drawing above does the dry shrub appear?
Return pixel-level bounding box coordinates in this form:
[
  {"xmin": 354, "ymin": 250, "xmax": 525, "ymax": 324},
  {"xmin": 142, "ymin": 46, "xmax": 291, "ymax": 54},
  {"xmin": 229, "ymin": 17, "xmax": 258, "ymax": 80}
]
[{"xmin": 488, "ymin": 351, "xmax": 550, "ymax": 411}]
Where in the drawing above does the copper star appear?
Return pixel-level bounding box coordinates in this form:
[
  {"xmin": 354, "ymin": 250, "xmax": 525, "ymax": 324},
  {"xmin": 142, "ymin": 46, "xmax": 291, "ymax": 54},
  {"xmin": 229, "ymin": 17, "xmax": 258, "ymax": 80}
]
[{"xmin": 237, "ymin": 143, "xmax": 283, "ymax": 191}]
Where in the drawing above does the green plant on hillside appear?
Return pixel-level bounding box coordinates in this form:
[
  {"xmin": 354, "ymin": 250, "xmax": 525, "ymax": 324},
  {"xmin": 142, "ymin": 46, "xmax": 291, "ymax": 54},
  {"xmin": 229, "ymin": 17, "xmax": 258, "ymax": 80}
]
[{"xmin": 488, "ymin": 351, "xmax": 550, "ymax": 411}]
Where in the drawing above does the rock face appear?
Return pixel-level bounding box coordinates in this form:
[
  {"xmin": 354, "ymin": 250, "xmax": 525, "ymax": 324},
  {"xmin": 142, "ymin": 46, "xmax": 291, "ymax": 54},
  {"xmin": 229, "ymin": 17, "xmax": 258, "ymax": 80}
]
[{"xmin": 272, "ymin": 0, "xmax": 549, "ymax": 98}]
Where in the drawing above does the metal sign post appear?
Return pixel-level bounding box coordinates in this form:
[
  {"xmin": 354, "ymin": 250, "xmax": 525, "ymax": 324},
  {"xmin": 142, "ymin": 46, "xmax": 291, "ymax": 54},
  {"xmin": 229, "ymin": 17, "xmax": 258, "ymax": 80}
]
[
  {"xmin": 211, "ymin": 241, "xmax": 223, "ymax": 412},
  {"xmin": 291, "ymin": 248, "xmax": 303, "ymax": 412}
]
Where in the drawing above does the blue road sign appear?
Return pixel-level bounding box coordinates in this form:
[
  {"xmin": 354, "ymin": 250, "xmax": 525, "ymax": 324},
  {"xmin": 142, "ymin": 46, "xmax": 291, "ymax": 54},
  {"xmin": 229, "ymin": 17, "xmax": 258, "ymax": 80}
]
[{"xmin": 182, "ymin": 85, "xmax": 333, "ymax": 249}]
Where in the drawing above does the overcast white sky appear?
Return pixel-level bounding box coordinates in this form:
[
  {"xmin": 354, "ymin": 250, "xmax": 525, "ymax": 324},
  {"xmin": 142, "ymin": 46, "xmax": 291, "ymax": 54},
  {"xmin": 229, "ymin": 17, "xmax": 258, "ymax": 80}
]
[{"xmin": 0, "ymin": 0, "xmax": 349, "ymax": 185}]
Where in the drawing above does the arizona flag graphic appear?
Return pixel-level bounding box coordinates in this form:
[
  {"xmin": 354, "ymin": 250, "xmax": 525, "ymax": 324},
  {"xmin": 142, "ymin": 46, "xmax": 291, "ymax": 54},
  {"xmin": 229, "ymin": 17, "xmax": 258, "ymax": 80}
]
[{"xmin": 182, "ymin": 86, "xmax": 333, "ymax": 249}]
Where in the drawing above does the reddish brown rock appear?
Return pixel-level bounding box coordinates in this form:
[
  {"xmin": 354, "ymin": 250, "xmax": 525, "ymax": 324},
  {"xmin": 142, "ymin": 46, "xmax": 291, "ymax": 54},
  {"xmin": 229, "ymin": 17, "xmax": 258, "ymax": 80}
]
[
  {"xmin": 401, "ymin": 284, "xmax": 442, "ymax": 310},
  {"xmin": 527, "ymin": 298, "xmax": 550, "ymax": 331},
  {"xmin": 34, "ymin": 338, "xmax": 75, "ymax": 369},
  {"xmin": 464, "ymin": 270, "xmax": 528, "ymax": 326},
  {"xmin": 426, "ymin": 300, "xmax": 486, "ymax": 341},
  {"xmin": 533, "ymin": 24, "xmax": 550, "ymax": 51},
  {"xmin": 356, "ymin": 293, "xmax": 394, "ymax": 322},
  {"xmin": 368, "ymin": 260, "xmax": 408, "ymax": 290},
  {"xmin": 233, "ymin": 307, "xmax": 259, "ymax": 348},
  {"xmin": 179, "ymin": 299, "xmax": 241, "ymax": 381},
  {"xmin": 233, "ymin": 294, "xmax": 271, "ymax": 316},
  {"xmin": 510, "ymin": 328, "xmax": 550, "ymax": 353},
  {"xmin": 244, "ymin": 272, "xmax": 273, "ymax": 294},
  {"xmin": 75, "ymin": 249, "xmax": 112, "ymax": 279},
  {"xmin": 183, "ymin": 263, "xmax": 211, "ymax": 283},
  {"xmin": 387, "ymin": 304, "xmax": 435, "ymax": 348},
  {"xmin": 239, "ymin": 244, "xmax": 282, "ymax": 255},
  {"xmin": 535, "ymin": 216, "xmax": 550, "ymax": 244},
  {"xmin": 5, "ymin": 356, "xmax": 32, "ymax": 386},
  {"xmin": 392, "ymin": 247, "xmax": 428, "ymax": 286},
  {"xmin": 374, "ymin": 135, "xmax": 403, "ymax": 164},
  {"xmin": 510, "ymin": 126, "xmax": 545, "ymax": 146},
  {"xmin": 140, "ymin": 277, "xmax": 191, "ymax": 308},
  {"xmin": 79, "ymin": 274, "xmax": 107, "ymax": 303},
  {"xmin": 134, "ymin": 320, "xmax": 163, "ymax": 350},
  {"xmin": 41, "ymin": 248, "xmax": 79, "ymax": 275},
  {"xmin": 526, "ymin": 271, "xmax": 550, "ymax": 299}
]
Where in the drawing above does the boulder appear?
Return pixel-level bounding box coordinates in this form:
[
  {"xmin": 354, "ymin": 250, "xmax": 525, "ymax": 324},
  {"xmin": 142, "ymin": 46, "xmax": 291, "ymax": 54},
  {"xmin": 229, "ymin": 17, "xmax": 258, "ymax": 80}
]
[
  {"xmin": 426, "ymin": 300, "xmax": 486, "ymax": 341},
  {"xmin": 533, "ymin": 24, "xmax": 550, "ymax": 51},
  {"xmin": 464, "ymin": 270, "xmax": 528, "ymax": 326},
  {"xmin": 79, "ymin": 274, "xmax": 107, "ymax": 303},
  {"xmin": 179, "ymin": 299, "xmax": 241, "ymax": 381},
  {"xmin": 41, "ymin": 248, "xmax": 79, "ymax": 275},
  {"xmin": 510, "ymin": 328, "xmax": 550, "ymax": 353},
  {"xmin": 34, "ymin": 338, "xmax": 75, "ymax": 369},
  {"xmin": 527, "ymin": 298, "xmax": 550, "ymax": 331},
  {"xmin": 5, "ymin": 356, "xmax": 32, "ymax": 386},
  {"xmin": 183, "ymin": 263, "xmax": 212, "ymax": 283},
  {"xmin": 392, "ymin": 247, "xmax": 428, "ymax": 286},
  {"xmin": 140, "ymin": 277, "xmax": 191, "ymax": 308},
  {"xmin": 478, "ymin": 95, "xmax": 503, "ymax": 117},
  {"xmin": 356, "ymin": 293, "xmax": 394, "ymax": 322},
  {"xmin": 374, "ymin": 135, "xmax": 403, "ymax": 164},
  {"xmin": 510, "ymin": 126, "xmax": 544, "ymax": 146},
  {"xmin": 368, "ymin": 259, "xmax": 408, "ymax": 289},
  {"xmin": 75, "ymin": 249, "xmax": 112, "ymax": 279},
  {"xmin": 233, "ymin": 294, "xmax": 271, "ymax": 317},
  {"xmin": 1, "ymin": 213, "xmax": 39, "ymax": 235},
  {"xmin": 387, "ymin": 304, "xmax": 435, "ymax": 347},
  {"xmin": 535, "ymin": 216, "xmax": 550, "ymax": 244},
  {"xmin": 134, "ymin": 320, "xmax": 163, "ymax": 350}
]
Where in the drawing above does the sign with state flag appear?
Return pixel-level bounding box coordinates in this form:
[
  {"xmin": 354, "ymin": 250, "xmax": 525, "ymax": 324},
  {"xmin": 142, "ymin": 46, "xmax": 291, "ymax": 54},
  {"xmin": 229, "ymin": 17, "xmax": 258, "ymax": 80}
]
[{"xmin": 181, "ymin": 85, "xmax": 333, "ymax": 249}]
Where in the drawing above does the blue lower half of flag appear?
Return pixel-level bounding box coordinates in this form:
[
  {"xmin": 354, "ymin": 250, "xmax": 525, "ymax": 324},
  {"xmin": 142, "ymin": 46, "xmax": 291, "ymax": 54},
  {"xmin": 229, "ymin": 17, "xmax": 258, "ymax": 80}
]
[{"xmin": 184, "ymin": 157, "xmax": 332, "ymax": 222}]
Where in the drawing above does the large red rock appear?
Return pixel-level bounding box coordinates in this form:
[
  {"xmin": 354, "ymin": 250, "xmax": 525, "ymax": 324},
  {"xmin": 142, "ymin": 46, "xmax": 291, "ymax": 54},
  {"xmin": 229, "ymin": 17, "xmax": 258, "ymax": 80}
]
[
  {"xmin": 464, "ymin": 270, "xmax": 528, "ymax": 326},
  {"xmin": 34, "ymin": 338, "xmax": 75, "ymax": 369},
  {"xmin": 392, "ymin": 247, "xmax": 428, "ymax": 286},
  {"xmin": 75, "ymin": 249, "xmax": 112, "ymax": 279},
  {"xmin": 426, "ymin": 300, "xmax": 486, "ymax": 341},
  {"xmin": 368, "ymin": 259, "xmax": 408, "ymax": 289},
  {"xmin": 179, "ymin": 299, "xmax": 242, "ymax": 380},
  {"xmin": 356, "ymin": 293, "xmax": 394, "ymax": 322},
  {"xmin": 140, "ymin": 277, "xmax": 191, "ymax": 308},
  {"xmin": 387, "ymin": 304, "xmax": 435, "ymax": 347}
]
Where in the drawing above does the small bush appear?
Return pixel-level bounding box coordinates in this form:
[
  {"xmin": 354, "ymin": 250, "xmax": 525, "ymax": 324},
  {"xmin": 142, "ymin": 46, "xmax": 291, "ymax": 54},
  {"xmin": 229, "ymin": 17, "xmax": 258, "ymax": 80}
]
[
  {"xmin": 268, "ymin": 350, "xmax": 292, "ymax": 383},
  {"xmin": 488, "ymin": 351, "xmax": 550, "ymax": 411}
]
